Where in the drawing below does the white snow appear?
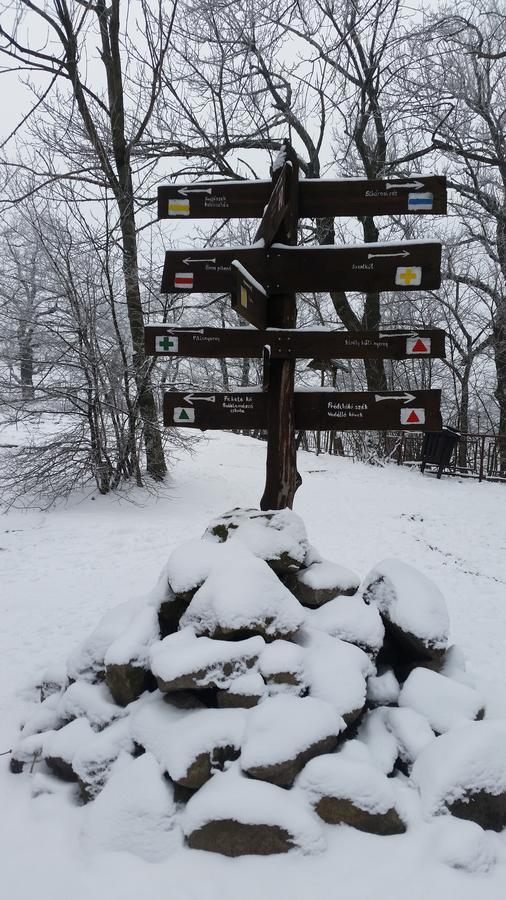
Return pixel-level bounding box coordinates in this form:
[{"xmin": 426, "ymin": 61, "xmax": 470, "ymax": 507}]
[
  {"xmin": 363, "ymin": 558, "xmax": 450, "ymax": 648},
  {"xmin": 384, "ymin": 706, "xmax": 435, "ymax": 765},
  {"xmin": 399, "ymin": 667, "xmax": 484, "ymax": 733},
  {"xmin": 82, "ymin": 752, "xmax": 180, "ymax": 861},
  {"xmin": 150, "ymin": 628, "xmax": 264, "ymax": 689},
  {"xmin": 296, "ymin": 559, "xmax": 360, "ymax": 594},
  {"xmin": 162, "ymin": 707, "xmax": 248, "ymax": 783},
  {"xmin": 129, "ymin": 694, "xmax": 188, "ymax": 761},
  {"xmin": 58, "ymin": 680, "xmax": 123, "ymax": 729},
  {"xmin": 258, "ymin": 640, "xmax": 305, "ymax": 682},
  {"xmin": 104, "ymin": 606, "xmax": 160, "ymax": 668},
  {"xmin": 66, "ymin": 598, "xmax": 144, "ymax": 681},
  {"xmin": 165, "ymin": 538, "xmax": 227, "ymax": 595},
  {"xmin": 182, "ymin": 766, "xmax": 326, "ymax": 855},
  {"xmin": 241, "ymin": 695, "xmax": 344, "ymax": 771},
  {"xmin": 204, "ymin": 507, "xmax": 309, "ymax": 569},
  {"xmin": 367, "ymin": 668, "xmax": 400, "ymax": 706},
  {"xmin": 427, "ymin": 817, "xmax": 496, "ymax": 874},
  {"xmin": 2, "ymin": 430, "xmax": 506, "ymax": 899},
  {"xmin": 308, "ymin": 594, "xmax": 384, "ymax": 654},
  {"xmin": 43, "ymin": 717, "xmax": 96, "ymax": 765},
  {"xmin": 179, "ymin": 553, "xmax": 305, "ymax": 638},
  {"xmin": 227, "ymin": 671, "xmax": 266, "ymax": 697},
  {"xmin": 299, "ymin": 628, "xmax": 374, "ymax": 717},
  {"xmin": 411, "ymin": 720, "xmax": 506, "ymax": 816},
  {"xmin": 356, "ymin": 708, "xmax": 399, "ymax": 774},
  {"xmin": 297, "ymin": 753, "xmax": 398, "ymax": 815}
]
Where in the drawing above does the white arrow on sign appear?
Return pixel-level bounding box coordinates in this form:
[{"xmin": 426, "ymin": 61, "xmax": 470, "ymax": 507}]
[
  {"xmin": 385, "ymin": 181, "xmax": 424, "ymax": 191},
  {"xmin": 375, "ymin": 392, "xmax": 416, "ymax": 404},
  {"xmin": 182, "ymin": 257, "xmax": 216, "ymax": 266},
  {"xmin": 368, "ymin": 250, "xmax": 410, "ymax": 260},
  {"xmin": 178, "ymin": 187, "xmax": 213, "ymax": 196},
  {"xmin": 166, "ymin": 328, "xmax": 205, "ymax": 334},
  {"xmin": 183, "ymin": 393, "xmax": 216, "ymax": 405},
  {"xmin": 378, "ymin": 331, "xmax": 418, "ymax": 338}
]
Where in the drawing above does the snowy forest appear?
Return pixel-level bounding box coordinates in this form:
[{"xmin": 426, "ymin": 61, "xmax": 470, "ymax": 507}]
[{"xmin": 0, "ymin": 0, "xmax": 505, "ymax": 503}]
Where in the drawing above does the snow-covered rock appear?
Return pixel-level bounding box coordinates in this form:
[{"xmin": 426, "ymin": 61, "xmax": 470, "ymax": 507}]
[
  {"xmin": 161, "ymin": 707, "xmax": 248, "ymax": 788},
  {"xmin": 363, "ymin": 559, "xmax": 449, "ymax": 667},
  {"xmin": 308, "ymin": 594, "xmax": 384, "ymax": 657},
  {"xmin": 217, "ymin": 672, "xmax": 267, "ymax": 708},
  {"xmin": 356, "ymin": 708, "xmax": 399, "ymax": 775},
  {"xmin": 427, "ymin": 817, "xmax": 496, "ymax": 874},
  {"xmin": 240, "ymin": 694, "xmax": 344, "ymax": 786},
  {"xmin": 36, "ymin": 663, "xmax": 68, "ymax": 701},
  {"xmin": 20, "ymin": 693, "xmax": 65, "ymax": 738},
  {"xmin": 204, "ymin": 507, "xmax": 309, "ymax": 573},
  {"xmin": 367, "ymin": 668, "xmax": 400, "ymax": 707},
  {"xmin": 180, "ymin": 554, "xmax": 304, "ymax": 641},
  {"xmin": 284, "ymin": 559, "xmax": 360, "ymax": 608},
  {"xmin": 73, "ymin": 717, "xmax": 135, "ymax": 800},
  {"xmin": 81, "ymin": 752, "xmax": 180, "ymax": 861},
  {"xmin": 411, "ymin": 720, "xmax": 506, "ymax": 830},
  {"xmin": 297, "ymin": 754, "xmax": 405, "ymax": 834},
  {"xmin": 399, "ymin": 667, "xmax": 484, "ymax": 733},
  {"xmin": 300, "ymin": 629, "xmax": 374, "ymax": 723},
  {"xmin": 150, "ymin": 628, "xmax": 264, "ymax": 692},
  {"xmin": 384, "ymin": 706, "xmax": 434, "ymax": 770},
  {"xmin": 258, "ymin": 640, "xmax": 306, "ymax": 692},
  {"xmin": 44, "ymin": 717, "xmax": 96, "ymax": 781},
  {"xmin": 66, "ymin": 598, "xmax": 143, "ymax": 683},
  {"xmin": 58, "ymin": 680, "xmax": 123, "ymax": 729},
  {"xmin": 182, "ymin": 767, "xmax": 325, "ymax": 856},
  {"xmin": 441, "ymin": 644, "xmax": 477, "ymax": 688},
  {"xmin": 165, "ymin": 538, "xmax": 229, "ymax": 599},
  {"xmin": 104, "ymin": 606, "xmax": 160, "ymax": 705}
]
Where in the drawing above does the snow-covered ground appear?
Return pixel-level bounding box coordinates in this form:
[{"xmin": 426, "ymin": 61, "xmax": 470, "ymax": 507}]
[{"xmin": 1, "ymin": 430, "xmax": 506, "ymax": 900}]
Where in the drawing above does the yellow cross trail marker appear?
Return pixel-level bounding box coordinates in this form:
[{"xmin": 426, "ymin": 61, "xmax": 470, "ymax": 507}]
[{"xmin": 395, "ymin": 266, "xmax": 422, "ymax": 286}]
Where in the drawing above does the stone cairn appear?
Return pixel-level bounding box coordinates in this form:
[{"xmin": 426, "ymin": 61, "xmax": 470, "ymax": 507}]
[{"xmin": 10, "ymin": 508, "xmax": 506, "ymax": 858}]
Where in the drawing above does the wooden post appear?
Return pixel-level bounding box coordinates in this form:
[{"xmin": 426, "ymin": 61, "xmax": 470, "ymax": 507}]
[{"xmin": 260, "ymin": 142, "xmax": 300, "ymax": 510}]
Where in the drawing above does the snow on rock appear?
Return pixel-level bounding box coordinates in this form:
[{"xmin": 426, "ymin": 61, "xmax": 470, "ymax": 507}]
[
  {"xmin": 217, "ymin": 671, "xmax": 267, "ymax": 709},
  {"xmin": 284, "ymin": 559, "xmax": 360, "ymax": 608},
  {"xmin": 411, "ymin": 720, "xmax": 506, "ymax": 830},
  {"xmin": 36, "ymin": 662, "xmax": 69, "ymax": 701},
  {"xmin": 300, "ymin": 628, "xmax": 374, "ymax": 723},
  {"xmin": 399, "ymin": 667, "xmax": 484, "ymax": 733},
  {"xmin": 441, "ymin": 644, "xmax": 477, "ymax": 688},
  {"xmin": 182, "ymin": 766, "xmax": 326, "ymax": 856},
  {"xmin": 81, "ymin": 752, "xmax": 180, "ymax": 861},
  {"xmin": 43, "ymin": 717, "xmax": 96, "ymax": 781},
  {"xmin": 203, "ymin": 507, "xmax": 309, "ymax": 573},
  {"xmin": 165, "ymin": 538, "xmax": 230, "ymax": 598},
  {"xmin": 308, "ymin": 594, "xmax": 384, "ymax": 657},
  {"xmin": 367, "ymin": 668, "xmax": 400, "ymax": 707},
  {"xmin": 427, "ymin": 817, "xmax": 496, "ymax": 874},
  {"xmin": 105, "ymin": 606, "xmax": 159, "ymax": 669},
  {"xmin": 384, "ymin": 707, "xmax": 434, "ymax": 769},
  {"xmin": 258, "ymin": 639, "xmax": 306, "ymax": 691},
  {"xmin": 58, "ymin": 680, "xmax": 123, "ymax": 729},
  {"xmin": 103, "ymin": 606, "xmax": 160, "ymax": 705},
  {"xmin": 72, "ymin": 717, "xmax": 135, "ymax": 800},
  {"xmin": 179, "ymin": 553, "xmax": 305, "ymax": 641},
  {"xmin": 66, "ymin": 598, "xmax": 144, "ymax": 682},
  {"xmin": 297, "ymin": 753, "xmax": 405, "ymax": 834},
  {"xmin": 150, "ymin": 628, "xmax": 264, "ymax": 692},
  {"xmin": 362, "ymin": 558, "xmax": 449, "ymax": 663},
  {"xmin": 20, "ymin": 693, "xmax": 65, "ymax": 738},
  {"xmin": 161, "ymin": 707, "xmax": 248, "ymax": 788},
  {"xmin": 129, "ymin": 694, "xmax": 188, "ymax": 761},
  {"xmin": 356, "ymin": 708, "xmax": 399, "ymax": 775},
  {"xmin": 10, "ymin": 731, "xmax": 55, "ymax": 774},
  {"xmin": 240, "ymin": 694, "xmax": 344, "ymax": 786}
]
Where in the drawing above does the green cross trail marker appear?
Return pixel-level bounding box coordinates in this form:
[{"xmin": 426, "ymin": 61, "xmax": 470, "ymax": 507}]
[{"xmin": 156, "ymin": 335, "xmax": 179, "ymax": 353}]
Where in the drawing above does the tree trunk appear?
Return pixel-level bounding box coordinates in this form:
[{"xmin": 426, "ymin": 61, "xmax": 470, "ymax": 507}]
[{"xmin": 18, "ymin": 330, "xmax": 34, "ymax": 401}]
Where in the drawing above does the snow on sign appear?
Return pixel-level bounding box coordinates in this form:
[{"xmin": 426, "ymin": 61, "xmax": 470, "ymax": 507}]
[
  {"xmin": 406, "ymin": 336, "xmax": 431, "ymax": 355},
  {"xmin": 395, "ymin": 266, "xmax": 422, "ymax": 287},
  {"xmin": 400, "ymin": 408, "xmax": 426, "ymax": 425}
]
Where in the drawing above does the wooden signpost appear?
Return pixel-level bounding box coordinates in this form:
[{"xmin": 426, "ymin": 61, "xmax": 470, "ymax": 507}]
[
  {"xmin": 164, "ymin": 389, "xmax": 442, "ymax": 432},
  {"xmin": 145, "ymin": 326, "xmax": 446, "ymax": 361},
  {"xmin": 150, "ymin": 142, "xmax": 448, "ymax": 510}
]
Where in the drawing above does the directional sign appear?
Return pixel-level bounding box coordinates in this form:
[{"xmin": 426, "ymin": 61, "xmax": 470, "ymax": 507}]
[
  {"xmin": 160, "ymin": 241, "xmax": 441, "ymax": 294},
  {"xmin": 145, "ymin": 326, "xmax": 446, "ymax": 360},
  {"xmin": 164, "ymin": 389, "xmax": 442, "ymax": 431},
  {"xmin": 158, "ymin": 176, "xmax": 447, "ymax": 220},
  {"xmin": 231, "ymin": 262, "xmax": 268, "ymax": 329},
  {"xmin": 255, "ymin": 164, "xmax": 289, "ymax": 246}
]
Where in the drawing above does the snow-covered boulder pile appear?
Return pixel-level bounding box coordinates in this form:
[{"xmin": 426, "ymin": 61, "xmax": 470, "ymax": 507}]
[{"xmin": 10, "ymin": 507, "xmax": 502, "ymax": 864}]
